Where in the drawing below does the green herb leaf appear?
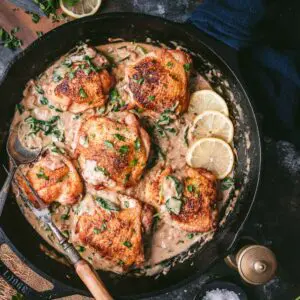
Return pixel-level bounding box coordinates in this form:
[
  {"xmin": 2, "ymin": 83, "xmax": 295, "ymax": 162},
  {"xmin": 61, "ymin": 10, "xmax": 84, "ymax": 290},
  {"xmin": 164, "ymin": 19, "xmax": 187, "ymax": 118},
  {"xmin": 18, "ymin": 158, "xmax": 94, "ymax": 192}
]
[
  {"xmin": 16, "ymin": 103, "xmax": 24, "ymax": 114},
  {"xmin": 95, "ymin": 197, "xmax": 120, "ymax": 212},
  {"xmin": 134, "ymin": 138, "xmax": 141, "ymax": 151},
  {"xmin": 61, "ymin": 214, "xmax": 69, "ymax": 220},
  {"xmin": 184, "ymin": 126, "xmax": 189, "ymax": 146},
  {"xmin": 35, "ymin": 85, "xmax": 44, "ymax": 94},
  {"xmin": 53, "ymin": 72, "xmax": 62, "ymax": 82},
  {"xmin": 29, "ymin": 12, "xmax": 40, "ymax": 23},
  {"xmin": 77, "ymin": 245, "xmax": 85, "ymax": 252},
  {"xmin": 187, "ymin": 184, "xmax": 195, "ymax": 193},
  {"xmin": 166, "ymin": 197, "xmax": 182, "ymax": 215},
  {"xmin": 40, "ymin": 96, "xmax": 49, "ymax": 105},
  {"xmin": 36, "ymin": 31, "xmax": 43, "ymax": 37},
  {"xmin": 118, "ymin": 259, "xmax": 125, "ymax": 266},
  {"xmin": 130, "ymin": 158, "xmax": 138, "ymax": 166},
  {"xmin": 93, "ymin": 228, "xmax": 101, "ymax": 234},
  {"xmin": 114, "ymin": 133, "xmax": 126, "ymax": 141},
  {"xmin": 187, "ymin": 233, "xmax": 194, "ymax": 239},
  {"xmin": 0, "ymin": 27, "xmax": 22, "ymax": 50},
  {"xmin": 36, "ymin": 168, "xmax": 49, "ymax": 180},
  {"xmin": 104, "ymin": 140, "xmax": 114, "ymax": 148},
  {"xmin": 123, "ymin": 240, "xmax": 132, "ymax": 248},
  {"xmin": 63, "ymin": 58, "xmax": 72, "ymax": 67},
  {"xmin": 119, "ymin": 145, "xmax": 129, "ymax": 154},
  {"xmin": 221, "ymin": 177, "xmax": 235, "ymax": 191},
  {"xmin": 63, "ymin": 0, "xmax": 80, "ymax": 6},
  {"xmin": 79, "ymin": 87, "xmax": 88, "ymax": 98},
  {"xmin": 148, "ymin": 95, "xmax": 155, "ymax": 101},
  {"xmin": 166, "ymin": 175, "xmax": 183, "ymax": 197},
  {"xmin": 94, "ymin": 166, "xmax": 110, "ymax": 176},
  {"xmin": 183, "ymin": 63, "xmax": 191, "ymax": 72},
  {"xmin": 123, "ymin": 173, "xmax": 130, "ymax": 184},
  {"xmin": 166, "ymin": 61, "xmax": 174, "ymax": 68}
]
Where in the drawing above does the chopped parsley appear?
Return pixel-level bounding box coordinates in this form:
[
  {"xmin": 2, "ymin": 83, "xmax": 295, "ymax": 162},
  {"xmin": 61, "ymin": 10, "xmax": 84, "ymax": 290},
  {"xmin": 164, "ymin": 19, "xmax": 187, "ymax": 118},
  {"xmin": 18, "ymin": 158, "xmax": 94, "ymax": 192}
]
[
  {"xmin": 148, "ymin": 95, "xmax": 155, "ymax": 101},
  {"xmin": 183, "ymin": 63, "xmax": 191, "ymax": 72},
  {"xmin": 118, "ymin": 259, "xmax": 125, "ymax": 266},
  {"xmin": 130, "ymin": 158, "xmax": 138, "ymax": 166},
  {"xmin": 166, "ymin": 175, "xmax": 183, "ymax": 197},
  {"xmin": 93, "ymin": 228, "xmax": 101, "ymax": 234},
  {"xmin": 95, "ymin": 197, "xmax": 120, "ymax": 212},
  {"xmin": 123, "ymin": 173, "xmax": 130, "ymax": 184},
  {"xmin": 61, "ymin": 214, "xmax": 69, "ymax": 220},
  {"xmin": 62, "ymin": 58, "xmax": 72, "ymax": 67},
  {"xmin": 36, "ymin": 168, "xmax": 49, "ymax": 180},
  {"xmin": 124, "ymin": 201, "xmax": 129, "ymax": 208},
  {"xmin": 36, "ymin": 31, "xmax": 43, "ymax": 37},
  {"xmin": 53, "ymin": 72, "xmax": 62, "ymax": 82},
  {"xmin": 79, "ymin": 87, "xmax": 87, "ymax": 98},
  {"xmin": 63, "ymin": 0, "xmax": 80, "ymax": 6},
  {"xmin": 0, "ymin": 27, "xmax": 22, "ymax": 50},
  {"xmin": 187, "ymin": 233, "xmax": 194, "ymax": 239},
  {"xmin": 134, "ymin": 138, "xmax": 141, "ymax": 150},
  {"xmin": 27, "ymin": 12, "xmax": 40, "ymax": 23},
  {"xmin": 77, "ymin": 245, "xmax": 85, "ymax": 252},
  {"xmin": 114, "ymin": 133, "xmax": 125, "ymax": 141},
  {"xmin": 166, "ymin": 197, "xmax": 182, "ymax": 215},
  {"xmin": 25, "ymin": 115, "xmax": 60, "ymax": 136},
  {"xmin": 40, "ymin": 96, "xmax": 49, "ymax": 105},
  {"xmin": 119, "ymin": 145, "xmax": 129, "ymax": 154},
  {"xmin": 100, "ymin": 221, "xmax": 107, "ymax": 232},
  {"xmin": 94, "ymin": 166, "xmax": 110, "ymax": 176},
  {"xmin": 166, "ymin": 61, "xmax": 174, "ymax": 68},
  {"xmin": 221, "ymin": 177, "xmax": 235, "ymax": 191},
  {"xmin": 16, "ymin": 103, "xmax": 24, "ymax": 114},
  {"xmin": 104, "ymin": 140, "xmax": 114, "ymax": 148},
  {"xmin": 133, "ymin": 77, "xmax": 144, "ymax": 85},
  {"xmin": 35, "ymin": 85, "xmax": 44, "ymax": 94},
  {"xmin": 187, "ymin": 184, "xmax": 195, "ymax": 193},
  {"xmin": 123, "ymin": 241, "xmax": 132, "ymax": 248}
]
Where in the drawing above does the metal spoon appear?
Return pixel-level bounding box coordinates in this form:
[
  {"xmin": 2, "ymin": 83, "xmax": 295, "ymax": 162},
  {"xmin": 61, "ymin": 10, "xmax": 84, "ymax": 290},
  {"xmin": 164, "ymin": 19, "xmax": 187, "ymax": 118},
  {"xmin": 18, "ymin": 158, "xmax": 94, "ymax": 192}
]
[{"xmin": 0, "ymin": 126, "xmax": 41, "ymax": 216}]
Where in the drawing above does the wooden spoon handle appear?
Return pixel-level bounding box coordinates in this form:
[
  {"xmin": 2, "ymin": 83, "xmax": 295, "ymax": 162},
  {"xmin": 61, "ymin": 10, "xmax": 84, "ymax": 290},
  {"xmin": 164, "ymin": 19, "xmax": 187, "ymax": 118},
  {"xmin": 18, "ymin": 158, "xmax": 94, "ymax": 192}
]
[{"xmin": 75, "ymin": 260, "xmax": 113, "ymax": 300}]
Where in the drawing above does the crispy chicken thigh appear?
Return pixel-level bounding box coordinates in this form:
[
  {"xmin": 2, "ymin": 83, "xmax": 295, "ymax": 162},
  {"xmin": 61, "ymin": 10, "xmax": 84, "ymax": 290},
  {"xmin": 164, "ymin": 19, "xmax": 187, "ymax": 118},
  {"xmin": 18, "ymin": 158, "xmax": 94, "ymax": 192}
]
[
  {"xmin": 75, "ymin": 112, "xmax": 151, "ymax": 190},
  {"xmin": 73, "ymin": 192, "xmax": 154, "ymax": 270},
  {"xmin": 16, "ymin": 151, "xmax": 83, "ymax": 206},
  {"xmin": 125, "ymin": 49, "xmax": 192, "ymax": 114},
  {"xmin": 43, "ymin": 46, "xmax": 115, "ymax": 114},
  {"xmin": 145, "ymin": 166, "xmax": 218, "ymax": 232}
]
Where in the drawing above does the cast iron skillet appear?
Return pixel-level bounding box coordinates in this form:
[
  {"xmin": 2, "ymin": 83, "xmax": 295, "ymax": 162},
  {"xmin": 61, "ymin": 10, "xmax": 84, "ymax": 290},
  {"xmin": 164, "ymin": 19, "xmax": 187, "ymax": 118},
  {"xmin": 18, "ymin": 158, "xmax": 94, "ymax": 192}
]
[{"xmin": 0, "ymin": 13, "xmax": 261, "ymax": 299}]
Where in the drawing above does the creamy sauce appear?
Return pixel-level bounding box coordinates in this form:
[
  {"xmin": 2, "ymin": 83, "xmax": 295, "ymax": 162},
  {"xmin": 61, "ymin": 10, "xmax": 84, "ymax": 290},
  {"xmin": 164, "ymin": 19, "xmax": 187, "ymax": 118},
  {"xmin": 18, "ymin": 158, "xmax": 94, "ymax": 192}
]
[{"xmin": 12, "ymin": 41, "xmax": 237, "ymax": 276}]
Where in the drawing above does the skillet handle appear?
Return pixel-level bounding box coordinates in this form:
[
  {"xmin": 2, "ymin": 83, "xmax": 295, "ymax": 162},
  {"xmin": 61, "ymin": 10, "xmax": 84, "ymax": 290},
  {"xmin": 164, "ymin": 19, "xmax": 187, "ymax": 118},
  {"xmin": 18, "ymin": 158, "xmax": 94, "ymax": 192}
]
[{"xmin": 75, "ymin": 260, "xmax": 113, "ymax": 300}]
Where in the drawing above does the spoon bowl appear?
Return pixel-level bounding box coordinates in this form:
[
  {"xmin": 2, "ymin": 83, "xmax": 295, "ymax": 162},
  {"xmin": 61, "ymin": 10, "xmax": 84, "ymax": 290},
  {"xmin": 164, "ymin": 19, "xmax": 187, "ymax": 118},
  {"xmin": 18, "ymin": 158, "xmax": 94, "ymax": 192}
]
[{"xmin": 0, "ymin": 124, "xmax": 41, "ymax": 216}]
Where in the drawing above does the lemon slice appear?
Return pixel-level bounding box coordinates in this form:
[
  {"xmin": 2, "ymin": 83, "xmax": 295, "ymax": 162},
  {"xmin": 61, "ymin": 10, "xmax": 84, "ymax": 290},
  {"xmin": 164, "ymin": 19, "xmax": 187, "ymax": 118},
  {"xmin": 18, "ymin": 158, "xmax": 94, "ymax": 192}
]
[
  {"xmin": 190, "ymin": 110, "xmax": 234, "ymax": 143},
  {"xmin": 60, "ymin": 0, "xmax": 101, "ymax": 18},
  {"xmin": 188, "ymin": 90, "xmax": 229, "ymax": 116},
  {"xmin": 186, "ymin": 137, "xmax": 234, "ymax": 179}
]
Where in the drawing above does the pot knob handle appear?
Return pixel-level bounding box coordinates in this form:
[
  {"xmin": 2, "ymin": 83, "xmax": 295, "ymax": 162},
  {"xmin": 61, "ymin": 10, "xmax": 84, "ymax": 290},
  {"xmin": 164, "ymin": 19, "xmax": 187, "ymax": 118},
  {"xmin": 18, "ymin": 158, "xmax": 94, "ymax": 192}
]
[{"xmin": 225, "ymin": 245, "xmax": 277, "ymax": 285}]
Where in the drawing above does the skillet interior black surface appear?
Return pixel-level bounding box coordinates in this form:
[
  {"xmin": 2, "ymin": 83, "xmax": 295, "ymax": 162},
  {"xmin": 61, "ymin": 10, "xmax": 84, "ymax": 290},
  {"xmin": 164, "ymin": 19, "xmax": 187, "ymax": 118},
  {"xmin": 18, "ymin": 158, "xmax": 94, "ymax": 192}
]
[{"xmin": 0, "ymin": 13, "xmax": 261, "ymax": 299}]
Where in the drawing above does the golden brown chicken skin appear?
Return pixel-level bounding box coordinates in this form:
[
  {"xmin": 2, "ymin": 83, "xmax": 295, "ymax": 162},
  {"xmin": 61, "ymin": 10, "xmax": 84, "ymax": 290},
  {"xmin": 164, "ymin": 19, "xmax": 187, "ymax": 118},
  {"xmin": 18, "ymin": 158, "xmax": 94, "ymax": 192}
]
[
  {"xmin": 125, "ymin": 49, "xmax": 192, "ymax": 114},
  {"xmin": 74, "ymin": 193, "xmax": 154, "ymax": 270},
  {"xmin": 16, "ymin": 151, "xmax": 83, "ymax": 206},
  {"xmin": 44, "ymin": 46, "xmax": 115, "ymax": 114},
  {"xmin": 75, "ymin": 112, "xmax": 151, "ymax": 190},
  {"xmin": 145, "ymin": 166, "xmax": 218, "ymax": 232}
]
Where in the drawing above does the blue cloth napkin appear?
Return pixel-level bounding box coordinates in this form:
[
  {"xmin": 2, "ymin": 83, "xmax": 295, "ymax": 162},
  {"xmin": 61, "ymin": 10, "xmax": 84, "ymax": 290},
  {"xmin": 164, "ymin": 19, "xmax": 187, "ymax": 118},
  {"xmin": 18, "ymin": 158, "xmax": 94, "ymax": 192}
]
[{"xmin": 189, "ymin": 0, "xmax": 300, "ymax": 145}]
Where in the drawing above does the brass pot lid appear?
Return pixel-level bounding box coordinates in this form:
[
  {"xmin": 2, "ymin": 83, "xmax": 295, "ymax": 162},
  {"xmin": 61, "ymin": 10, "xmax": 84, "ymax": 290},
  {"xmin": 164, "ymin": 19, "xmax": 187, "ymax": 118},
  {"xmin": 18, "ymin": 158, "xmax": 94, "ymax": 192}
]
[{"xmin": 237, "ymin": 245, "xmax": 277, "ymax": 285}]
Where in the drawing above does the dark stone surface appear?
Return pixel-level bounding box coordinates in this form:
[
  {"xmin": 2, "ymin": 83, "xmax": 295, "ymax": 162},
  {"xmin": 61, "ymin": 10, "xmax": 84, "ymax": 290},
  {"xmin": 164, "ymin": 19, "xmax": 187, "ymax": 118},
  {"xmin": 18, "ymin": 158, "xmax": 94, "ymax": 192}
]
[{"xmin": 1, "ymin": 1, "xmax": 300, "ymax": 299}]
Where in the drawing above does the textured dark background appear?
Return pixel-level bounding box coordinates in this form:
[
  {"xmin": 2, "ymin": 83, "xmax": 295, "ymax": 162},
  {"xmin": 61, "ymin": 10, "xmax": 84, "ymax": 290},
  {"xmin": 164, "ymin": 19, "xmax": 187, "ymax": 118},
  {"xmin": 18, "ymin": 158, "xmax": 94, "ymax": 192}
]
[{"xmin": 1, "ymin": 1, "xmax": 300, "ymax": 299}]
